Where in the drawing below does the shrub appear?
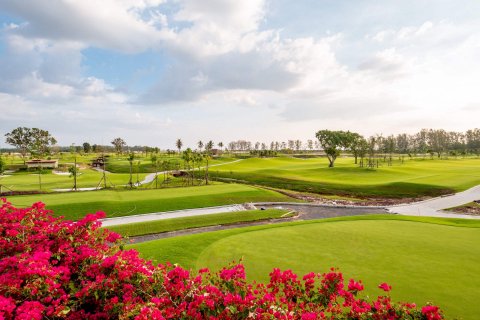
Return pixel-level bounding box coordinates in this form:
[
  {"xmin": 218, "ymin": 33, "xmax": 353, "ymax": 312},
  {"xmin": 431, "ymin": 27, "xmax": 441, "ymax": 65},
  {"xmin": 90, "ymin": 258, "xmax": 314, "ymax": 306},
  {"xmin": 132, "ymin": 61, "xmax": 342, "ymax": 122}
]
[{"xmin": 0, "ymin": 199, "xmax": 443, "ymax": 319}]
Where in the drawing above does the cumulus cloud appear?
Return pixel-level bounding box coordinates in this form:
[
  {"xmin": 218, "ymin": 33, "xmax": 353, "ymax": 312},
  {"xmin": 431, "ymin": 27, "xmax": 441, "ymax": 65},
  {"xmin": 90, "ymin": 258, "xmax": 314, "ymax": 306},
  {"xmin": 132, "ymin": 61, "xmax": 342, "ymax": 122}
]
[
  {"xmin": 0, "ymin": 0, "xmax": 166, "ymax": 53},
  {"xmin": 1, "ymin": 1, "xmax": 480, "ymax": 146}
]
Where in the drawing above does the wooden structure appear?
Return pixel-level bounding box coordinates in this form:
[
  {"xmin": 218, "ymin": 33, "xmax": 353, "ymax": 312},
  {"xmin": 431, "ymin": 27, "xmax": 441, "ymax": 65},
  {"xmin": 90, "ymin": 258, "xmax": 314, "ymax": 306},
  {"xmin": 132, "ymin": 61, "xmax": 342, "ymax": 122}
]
[{"xmin": 26, "ymin": 159, "xmax": 58, "ymax": 169}]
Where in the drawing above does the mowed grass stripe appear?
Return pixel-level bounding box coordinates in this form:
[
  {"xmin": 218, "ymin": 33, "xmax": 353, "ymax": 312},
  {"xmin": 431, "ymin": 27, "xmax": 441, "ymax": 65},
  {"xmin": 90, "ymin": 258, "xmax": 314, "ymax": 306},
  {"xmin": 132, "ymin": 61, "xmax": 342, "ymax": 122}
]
[
  {"xmin": 7, "ymin": 183, "xmax": 294, "ymax": 220},
  {"xmin": 132, "ymin": 215, "xmax": 480, "ymax": 320},
  {"xmin": 106, "ymin": 209, "xmax": 290, "ymax": 237}
]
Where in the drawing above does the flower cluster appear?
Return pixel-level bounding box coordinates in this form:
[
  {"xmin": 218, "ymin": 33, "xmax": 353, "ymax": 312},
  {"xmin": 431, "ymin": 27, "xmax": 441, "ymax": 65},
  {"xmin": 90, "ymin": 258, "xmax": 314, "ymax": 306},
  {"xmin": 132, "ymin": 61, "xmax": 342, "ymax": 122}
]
[{"xmin": 0, "ymin": 199, "xmax": 443, "ymax": 319}]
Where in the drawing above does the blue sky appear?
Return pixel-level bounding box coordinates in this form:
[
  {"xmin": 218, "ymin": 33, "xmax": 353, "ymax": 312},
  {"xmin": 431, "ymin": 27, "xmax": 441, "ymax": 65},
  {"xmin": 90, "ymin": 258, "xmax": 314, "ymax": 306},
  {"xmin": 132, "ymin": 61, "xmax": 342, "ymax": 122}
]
[{"xmin": 1, "ymin": 1, "xmax": 480, "ymax": 148}]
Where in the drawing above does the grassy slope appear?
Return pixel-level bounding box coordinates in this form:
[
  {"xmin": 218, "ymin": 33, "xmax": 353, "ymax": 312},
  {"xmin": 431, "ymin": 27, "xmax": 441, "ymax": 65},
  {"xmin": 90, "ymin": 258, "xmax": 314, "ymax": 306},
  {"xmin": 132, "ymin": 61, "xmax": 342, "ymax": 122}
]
[
  {"xmin": 106, "ymin": 209, "xmax": 290, "ymax": 236},
  {"xmin": 132, "ymin": 215, "xmax": 480, "ymax": 319},
  {"xmin": 211, "ymin": 157, "xmax": 480, "ymax": 197},
  {"xmin": 7, "ymin": 183, "xmax": 293, "ymax": 220}
]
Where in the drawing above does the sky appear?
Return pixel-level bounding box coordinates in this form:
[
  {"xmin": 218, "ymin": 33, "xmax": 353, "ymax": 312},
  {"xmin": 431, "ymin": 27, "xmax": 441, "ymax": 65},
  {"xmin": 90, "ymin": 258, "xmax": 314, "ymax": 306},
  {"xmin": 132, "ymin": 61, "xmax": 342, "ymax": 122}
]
[{"xmin": 1, "ymin": 0, "xmax": 480, "ymax": 148}]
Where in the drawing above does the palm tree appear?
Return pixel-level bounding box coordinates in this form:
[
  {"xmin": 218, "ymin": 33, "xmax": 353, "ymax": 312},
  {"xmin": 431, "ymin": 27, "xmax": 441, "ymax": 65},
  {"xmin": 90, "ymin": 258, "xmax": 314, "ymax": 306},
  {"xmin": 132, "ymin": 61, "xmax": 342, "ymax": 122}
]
[
  {"xmin": 176, "ymin": 139, "xmax": 183, "ymax": 154},
  {"xmin": 197, "ymin": 140, "xmax": 204, "ymax": 151},
  {"xmin": 218, "ymin": 142, "xmax": 223, "ymax": 151},
  {"xmin": 127, "ymin": 153, "xmax": 135, "ymax": 188}
]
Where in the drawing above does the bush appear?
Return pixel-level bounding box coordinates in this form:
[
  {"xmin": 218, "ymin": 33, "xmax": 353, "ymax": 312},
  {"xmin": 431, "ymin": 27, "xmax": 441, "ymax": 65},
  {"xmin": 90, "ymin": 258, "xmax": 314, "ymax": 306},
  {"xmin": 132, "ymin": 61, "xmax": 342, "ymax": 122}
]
[{"xmin": 0, "ymin": 199, "xmax": 443, "ymax": 319}]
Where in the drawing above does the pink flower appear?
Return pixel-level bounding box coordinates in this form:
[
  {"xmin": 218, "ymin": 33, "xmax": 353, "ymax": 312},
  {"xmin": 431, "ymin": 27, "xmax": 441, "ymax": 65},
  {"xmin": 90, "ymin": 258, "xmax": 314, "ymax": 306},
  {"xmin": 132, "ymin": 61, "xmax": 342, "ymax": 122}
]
[{"xmin": 378, "ymin": 282, "xmax": 392, "ymax": 292}]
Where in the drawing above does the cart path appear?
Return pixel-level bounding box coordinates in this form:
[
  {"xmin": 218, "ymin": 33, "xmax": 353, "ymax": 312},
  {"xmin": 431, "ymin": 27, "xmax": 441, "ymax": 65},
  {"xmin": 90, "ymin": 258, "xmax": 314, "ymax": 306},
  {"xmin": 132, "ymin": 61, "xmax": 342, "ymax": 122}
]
[
  {"xmin": 387, "ymin": 184, "xmax": 480, "ymax": 219},
  {"xmin": 139, "ymin": 159, "xmax": 244, "ymax": 185},
  {"xmin": 127, "ymin": 204, "xmax": 387, "ymax": 243},
  {"xmin": 101, "ymin": 204, "xmax": 247, "ymax": 227}
]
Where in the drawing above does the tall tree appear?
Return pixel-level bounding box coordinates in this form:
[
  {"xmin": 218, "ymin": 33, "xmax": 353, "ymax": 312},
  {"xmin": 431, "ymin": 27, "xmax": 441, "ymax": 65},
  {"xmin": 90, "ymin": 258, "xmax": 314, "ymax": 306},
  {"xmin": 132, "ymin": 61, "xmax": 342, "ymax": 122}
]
[
  {"xmin": 83, "ymin": 142, "xmax": 92, "ymax": 154},
  {"xmin": 127, "ymin": 153, "xmax": 135, "ymax": 188},
  {"xmin": 217, "ymin": 142, "xmax": 223, "ymax": 151},
  {"xmin": 197, "ymin": 140, "xmax": 204, "ymax": 151},
  {"xmin": 4, "ymin": 127, "xmax": 32, "ymax": 164},
  {"xmin": 176, "ymin": 139, "xmax": 183, "ymax": 154},
  {"xmin": 5, "ymin": 127, "xmax": 56, "ymax": 162},
  {"xmin": 348, "ymin": 133, "xmax": 365, "ymax": 164},
  {"xmin": 30, "ymin": 128, "xmax": 57, "ymax": 157},
  {"xmin": 111, "ymin": 138, "xmax": 126, "ymax": 155},
  {"xmin": 204, "ymin": 140, "xmax": 214, "ymax": 185},
  {"xmin": 315, "ymin": 130, "xmax": 353, "ymax": 168}
]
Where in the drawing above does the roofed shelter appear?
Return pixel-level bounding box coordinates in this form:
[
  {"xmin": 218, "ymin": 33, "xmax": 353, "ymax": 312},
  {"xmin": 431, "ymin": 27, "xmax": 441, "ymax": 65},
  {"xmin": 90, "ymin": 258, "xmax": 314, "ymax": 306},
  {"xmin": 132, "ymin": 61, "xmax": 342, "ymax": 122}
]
[{"xmin": 26, "ymin": 159, "xmax": 58, "ymax": 169}]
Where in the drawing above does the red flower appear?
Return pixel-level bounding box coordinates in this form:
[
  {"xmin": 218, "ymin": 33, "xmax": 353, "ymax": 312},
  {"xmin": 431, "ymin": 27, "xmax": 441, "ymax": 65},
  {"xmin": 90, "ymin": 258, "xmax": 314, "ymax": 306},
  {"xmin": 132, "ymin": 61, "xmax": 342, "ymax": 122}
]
[{"xmin": 378, "ymin": 282, "xmax": 392, "ymax": 292}]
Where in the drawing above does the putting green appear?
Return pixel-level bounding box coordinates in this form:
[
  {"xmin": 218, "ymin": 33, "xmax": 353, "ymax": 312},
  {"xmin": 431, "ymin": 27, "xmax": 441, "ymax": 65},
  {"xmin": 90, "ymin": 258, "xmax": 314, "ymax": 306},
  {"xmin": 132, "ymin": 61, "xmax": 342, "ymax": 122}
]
[
  {"xmin": 133, "ymin": 216, "xmax": 480, "ymax": 319},
  {"xmin": 212, "ymin": 157, "xmax": 480, "ymax": 197},
  {"xmin": 195, "ymin": 219, "xmax": 480, "ymax": 319}
]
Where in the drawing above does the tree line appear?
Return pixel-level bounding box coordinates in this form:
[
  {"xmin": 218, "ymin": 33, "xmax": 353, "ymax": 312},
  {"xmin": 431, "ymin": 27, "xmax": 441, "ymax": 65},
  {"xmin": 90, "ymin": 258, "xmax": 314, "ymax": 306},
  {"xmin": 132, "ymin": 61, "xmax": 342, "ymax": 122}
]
[{"xmin": 315, "ymin": 129, "xmax": 480, "ymax": 167}]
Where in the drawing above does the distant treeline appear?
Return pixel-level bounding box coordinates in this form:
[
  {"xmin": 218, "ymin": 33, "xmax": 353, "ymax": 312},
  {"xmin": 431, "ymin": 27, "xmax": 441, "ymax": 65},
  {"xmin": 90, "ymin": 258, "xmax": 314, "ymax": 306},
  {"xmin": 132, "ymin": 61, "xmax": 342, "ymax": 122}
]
[{"xmin": 227, "ymin": 128, "xmax": 480, "ymax": 157}]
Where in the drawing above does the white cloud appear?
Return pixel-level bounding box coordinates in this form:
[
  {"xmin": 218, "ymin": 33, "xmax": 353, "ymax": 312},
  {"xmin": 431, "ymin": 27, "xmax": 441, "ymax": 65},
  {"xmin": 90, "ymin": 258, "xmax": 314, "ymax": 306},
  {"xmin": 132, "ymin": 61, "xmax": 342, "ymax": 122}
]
[{"xmin": 1, "ymin": 2, "xmax": 480, "ymax": 147}]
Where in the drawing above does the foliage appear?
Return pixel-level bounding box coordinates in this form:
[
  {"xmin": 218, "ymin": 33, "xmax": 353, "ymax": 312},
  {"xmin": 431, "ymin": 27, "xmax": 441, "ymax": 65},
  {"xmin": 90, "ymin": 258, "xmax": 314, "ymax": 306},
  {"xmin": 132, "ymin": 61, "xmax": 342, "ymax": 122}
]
[
  {"xmin": 0, "ymin": 156, "xmax": 5, "ymax": 175},
  {"xmin": 111, "ymin": 137, "xmax": 127, "ymax": 154},
  {"xmin": 4, "ymin": 127, "xmax": 57, "ymax": 161},
  {"xmin": 315, "ymin": 130, "xmax": 355, "ymax": 167},
  {"xmin": 82, "ymin": 142, "xmax": 92, "ymax": 153},
  {"xmin": 0, "ymin": 200, "xmax": 442, "ymax": 319}
]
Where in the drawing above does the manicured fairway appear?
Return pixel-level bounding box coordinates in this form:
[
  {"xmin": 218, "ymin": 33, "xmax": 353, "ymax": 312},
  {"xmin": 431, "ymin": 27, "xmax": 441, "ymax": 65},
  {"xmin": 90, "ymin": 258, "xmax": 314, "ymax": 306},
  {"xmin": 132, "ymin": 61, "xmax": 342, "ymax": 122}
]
[
  {"xmin": 107, "ymin": 209, "xmax": 291, "ymax": 236},
  {"xmin": 0, "ymin": 169, "xmax": 146, "ymax": 191},
  {"xmin": 212, "ymin": 157, "xmax": 480, "ymax": 197},
  {"xmin": 7, "ymin": 183, "xmax": 294, "ymax": 220},
  {"xmin": 132, "ymin": 215, "xmax": 480, "ymax": 319}
]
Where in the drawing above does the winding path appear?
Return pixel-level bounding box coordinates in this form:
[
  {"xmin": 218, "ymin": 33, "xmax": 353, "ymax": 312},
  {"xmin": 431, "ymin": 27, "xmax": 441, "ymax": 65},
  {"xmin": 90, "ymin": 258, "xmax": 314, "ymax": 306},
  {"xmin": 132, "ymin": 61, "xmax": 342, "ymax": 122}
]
[
  {"xmin": 387, "ymin": 185, "xmax": 480, "ymax": 219},
  {"xmin": 138, "ymin": 159, "xmax": 244, "ymax": 185}
]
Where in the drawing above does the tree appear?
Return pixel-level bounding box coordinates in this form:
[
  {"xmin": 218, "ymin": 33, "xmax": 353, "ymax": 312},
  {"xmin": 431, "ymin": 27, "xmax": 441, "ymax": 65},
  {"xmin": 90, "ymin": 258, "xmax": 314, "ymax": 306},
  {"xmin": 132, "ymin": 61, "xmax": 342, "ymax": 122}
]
[
  {"xmin": 217, "ymin": 142, "xmax": 223, "ymax": 151},
  {"xmin": 176, "ymin": 139, "xmax": 183, "ymax": 154},
  {"xmin": 427, "ymin": 129, "xmax": 449, "ymax": 158},
  {"xmin": 69, "ymin": 157, "xmax": 78, "ymax": 191},
  {"xmin": 315, "ymin": 130, "xmax": 352, "ymax": 167},
  {"xmin": 0, "ymin": 155, "xmax": 5, "ymax": 175},
  {"xmin": 127, "ymin": 153, "xmax": 135, "ymax": 188},
  {"xmin": 348, "ymin": 133, "xmax": 366, "ymax": 164},
  {"xmin": 197, "ymin": 140, "xmax": 204, "ymax": 151},
  {"xmin": 30, "ymin": 128, "xmax": 57, "ymax": 157},
  {"xmin": 83, "ymin": 142, "xmax": 92, "ymax": 154},
  {"xmin": 150, "ymin": 154, "xmax": 159, "ymax": 189},
  {"xmin": 5, "ymin": 127, "xmax": 32, "ymax": 164},
  {"xmin": 111, "ymin": 138, "xmax": 126, "ymax": 155},
  {"xmin": 5, "ymin": 127, "xmax": 56, "ymax": 163}
]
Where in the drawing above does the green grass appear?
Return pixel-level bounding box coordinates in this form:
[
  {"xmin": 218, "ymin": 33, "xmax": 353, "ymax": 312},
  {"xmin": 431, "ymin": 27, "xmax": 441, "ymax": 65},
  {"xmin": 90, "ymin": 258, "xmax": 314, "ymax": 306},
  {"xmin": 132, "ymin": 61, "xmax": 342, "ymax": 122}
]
[
  {"xmin": 7, "ymin": 183, "xmax": 294, "ymax": 220},
  {"xmin": 106, "ymin": 209, "xmax": 291, "ymax": 237},
  {"xmin": 211, "ymin": 157, "xmax": 480, "ymax": 197},
  {"xmin": 105, "ymin": 156, "xmax": 237, "ymax": 173},
  {"xmin": 132, "ymin": 215, "xmax": 480, "ymax": 319},
  {"xmin": 0, "ymin": 168, "xmax": 146, "ymax": 191}
]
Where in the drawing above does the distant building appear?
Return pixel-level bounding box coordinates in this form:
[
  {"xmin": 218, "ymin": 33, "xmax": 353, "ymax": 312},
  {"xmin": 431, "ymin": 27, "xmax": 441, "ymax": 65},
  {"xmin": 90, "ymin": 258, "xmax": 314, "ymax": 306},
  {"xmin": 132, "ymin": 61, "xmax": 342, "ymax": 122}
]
[{"xmin": 26, "ymin": 159, "xmax": 58, "ymax": 169}]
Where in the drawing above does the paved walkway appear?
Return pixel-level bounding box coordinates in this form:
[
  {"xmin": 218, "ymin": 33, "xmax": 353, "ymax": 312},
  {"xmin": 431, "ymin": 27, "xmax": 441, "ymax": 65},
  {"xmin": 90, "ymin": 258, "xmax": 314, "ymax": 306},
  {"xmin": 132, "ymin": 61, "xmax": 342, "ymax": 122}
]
[
  {"xmin": 129, "ymin": 205, "xmax": 387, "ymax": 243},
  {"xmin": 387, "ymin": 185, "xmax": 480, "ymax": 219},
  {"xmin": 101, "ymin": 204, "xmax": 246, "ymax": 227},
  {"xmin": 101, "ymin": 202, "xmax": 386, "ymax": 227}
]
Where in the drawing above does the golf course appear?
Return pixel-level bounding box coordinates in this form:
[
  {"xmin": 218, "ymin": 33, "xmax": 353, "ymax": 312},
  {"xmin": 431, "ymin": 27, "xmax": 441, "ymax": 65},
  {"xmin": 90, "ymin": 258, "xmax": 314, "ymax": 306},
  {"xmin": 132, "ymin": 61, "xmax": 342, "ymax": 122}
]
[
  {"xmin": 132, "ymin": 215, "xmax": 480, "ymax": 319},
  {"xmin": 211, "ymin": 157, "xmax": 480, "ymax": 197},
  {"xmin": 7, "ymin": 183, "xmax": 293, "ymax": 220},
  {"xmin": 3, "ymin": 150, "xmax": 480, "ymax": 319}
]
